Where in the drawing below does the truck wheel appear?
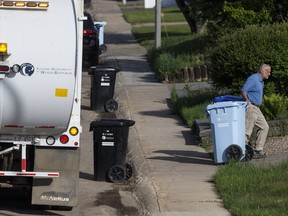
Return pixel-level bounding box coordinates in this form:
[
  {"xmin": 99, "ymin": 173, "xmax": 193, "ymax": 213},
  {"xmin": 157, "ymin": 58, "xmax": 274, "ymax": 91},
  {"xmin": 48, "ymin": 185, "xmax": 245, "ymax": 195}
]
[
  {"xmin": 0, "ymin": 153, "xmax": 13, "ymax": 171},
  {"xmin": 226, "ymin": 144, "xmax": 242, "ymax": 162},
  {"xmin": 107, "ymin": 165, "xmax": 126, "ymax": 183},
  {"xmin": 105, "ymin": 99, "xmax": 118, "ymax": 113},
  {"xmin": 0, "ymin": 157, "xmax": 8, "ymax": 171}
]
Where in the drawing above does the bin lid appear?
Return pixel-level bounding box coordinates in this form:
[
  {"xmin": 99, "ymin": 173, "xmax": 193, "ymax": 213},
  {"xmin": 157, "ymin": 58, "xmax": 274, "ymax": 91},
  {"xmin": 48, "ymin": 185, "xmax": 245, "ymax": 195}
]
[
  {"xmin": 94, "ymin": 21, "xmax": 107, "ymax": 26},
  {"xmin": 88, "ymin": 66, "xmax": 120, "ymax": 75},
  {"xmin": 206, "ymin": 101, "xmax": 247, "ymax": 111},
  {"xmin": 89, "ymin": 119, "xmax": 135, "ymax": 131},
  {"xmin": 213, "ymin": 95, "xmax": 244, "ymax": 103}
]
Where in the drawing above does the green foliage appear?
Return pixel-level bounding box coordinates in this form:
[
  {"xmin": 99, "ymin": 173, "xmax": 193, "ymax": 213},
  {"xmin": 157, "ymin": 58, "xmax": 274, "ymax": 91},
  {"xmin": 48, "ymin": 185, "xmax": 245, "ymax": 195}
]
[
  {"xmin": 180, "ymin": 104, "xmax": 207, "ymax": 127},
  {"xmin": 153, "ymin": 53, "xmax": 205, "ymax": 81},
  {"xmin": 183, "ymin": 87, "xmax": 221, "ymax": 104},
  {"xmin": 170, "ymin": 85, "xmax": 178, "ymax": 104},
  {"xmin": 261, "ymin": 94, "xmax": 288, "ymax": 120},
  {"xmin": 147, "ymin": 33, "xmax": 209, "ymax": 82},
  {"xmin": 154, "ymin": 53, "xmax": 176, "ymax": 81},
  {"xmin": 264, "ymin": 82, "xmax": 277, "ymax": 96},
  {"xmin": 170, "ymin": 87, "xmax": 219, "ymax": 127},
  {"xmin": 205, "ymin": 0, "xmax": 276, "ymax": 40},
  {"xmin": 223, "ymin": 1, "xmax": 272, "ymax": 28},
  {"xmin": 209, "ymin": 23, "xmax": 288, "ymax": 96},
  {"xmin": 215, "ymin": 161, "xmax": 288, "ymax": 216}
]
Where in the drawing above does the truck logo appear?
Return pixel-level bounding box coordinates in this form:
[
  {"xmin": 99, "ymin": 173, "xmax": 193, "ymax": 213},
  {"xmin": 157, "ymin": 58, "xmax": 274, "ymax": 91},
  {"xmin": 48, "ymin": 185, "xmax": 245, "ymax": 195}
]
[{"xmin": 20, "ymin": 63, "xmax": 34, "ymax": 76}]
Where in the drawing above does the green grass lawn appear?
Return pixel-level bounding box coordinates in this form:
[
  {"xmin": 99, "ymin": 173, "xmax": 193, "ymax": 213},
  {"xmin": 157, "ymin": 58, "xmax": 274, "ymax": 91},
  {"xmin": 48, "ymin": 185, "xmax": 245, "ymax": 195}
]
[
  {"xmin": 121, "ymin": 6, "xmax": 186, "ymax": 24},
  {"xmin": 215, "ymin": 161, "xmax": 288, "ymax": 216},
  {"xmin": 131, "ymin": 24, "xmax": 191, "ymax": 45}
]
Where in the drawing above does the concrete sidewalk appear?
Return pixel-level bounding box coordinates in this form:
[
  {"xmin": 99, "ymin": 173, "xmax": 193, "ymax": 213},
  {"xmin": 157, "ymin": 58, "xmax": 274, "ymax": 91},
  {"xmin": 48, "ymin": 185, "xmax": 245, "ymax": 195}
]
[{"xmin": 88, "ymin": 0, "xmax": 231, "ymax": 215}]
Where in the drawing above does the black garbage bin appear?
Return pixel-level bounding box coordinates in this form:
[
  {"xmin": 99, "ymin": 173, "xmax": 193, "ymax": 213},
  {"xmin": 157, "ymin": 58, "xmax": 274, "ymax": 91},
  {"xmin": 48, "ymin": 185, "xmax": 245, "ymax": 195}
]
[
  {"xmin": 89, "ymin": 119, "xmax": 135, "ymax": 183},
  {"xmin": 88, "ymin": 66, "xmax": 120, "ymax": 112}
]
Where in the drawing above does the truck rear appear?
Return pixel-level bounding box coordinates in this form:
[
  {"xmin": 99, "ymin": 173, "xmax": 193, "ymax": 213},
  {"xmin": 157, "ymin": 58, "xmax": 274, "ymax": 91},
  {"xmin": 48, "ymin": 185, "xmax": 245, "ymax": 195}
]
[{"xmin": 0, "ymin": 0, "xmax": 84, "ymax": 208}]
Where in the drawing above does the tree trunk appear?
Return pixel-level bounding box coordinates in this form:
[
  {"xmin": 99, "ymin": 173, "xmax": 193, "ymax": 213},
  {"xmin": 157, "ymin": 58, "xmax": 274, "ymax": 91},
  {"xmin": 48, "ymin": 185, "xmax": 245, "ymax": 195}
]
[{"xmin": 175, "ymin": 0, "xmax": 199, "ymax": 33}]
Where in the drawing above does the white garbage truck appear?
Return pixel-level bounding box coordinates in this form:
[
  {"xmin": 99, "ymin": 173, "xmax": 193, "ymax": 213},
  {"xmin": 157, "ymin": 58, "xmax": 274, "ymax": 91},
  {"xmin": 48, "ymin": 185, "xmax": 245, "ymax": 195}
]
[{"xmin": 0, "ymin": 0, "xmax": 84, "ymax": 208}]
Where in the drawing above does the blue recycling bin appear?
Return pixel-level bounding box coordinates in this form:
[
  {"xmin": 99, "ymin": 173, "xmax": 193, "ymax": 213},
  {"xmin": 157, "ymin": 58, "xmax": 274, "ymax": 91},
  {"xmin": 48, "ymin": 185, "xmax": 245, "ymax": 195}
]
[
  {"xmin": 94, "ymin": 21, "xmax": 107, "ymax": 54},
  {"xmin": 206, "ymin": 101, "xmax": 247, "ymax": 164}
]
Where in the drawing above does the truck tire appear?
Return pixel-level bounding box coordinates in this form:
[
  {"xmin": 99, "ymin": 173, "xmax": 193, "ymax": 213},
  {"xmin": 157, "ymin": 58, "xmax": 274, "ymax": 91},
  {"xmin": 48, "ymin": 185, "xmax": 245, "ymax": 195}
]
[{"xmin": 0, "ymin": 153, "xmax": 13, "ymax": 171}]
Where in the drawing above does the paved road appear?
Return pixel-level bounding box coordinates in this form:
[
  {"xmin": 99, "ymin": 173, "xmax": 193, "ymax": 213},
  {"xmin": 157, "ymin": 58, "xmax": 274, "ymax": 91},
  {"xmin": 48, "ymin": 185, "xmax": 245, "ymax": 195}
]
[{"xmin": 0, "ymin": 68, "xmax": 141, "ymax": 216}]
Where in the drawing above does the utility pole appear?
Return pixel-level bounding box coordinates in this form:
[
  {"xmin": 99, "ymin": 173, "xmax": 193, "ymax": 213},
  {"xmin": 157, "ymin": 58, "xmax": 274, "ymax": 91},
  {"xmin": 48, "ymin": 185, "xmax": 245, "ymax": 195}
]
[{"xmin": 155, "ymin": 0, "xmax": 161, "ymax": 48}]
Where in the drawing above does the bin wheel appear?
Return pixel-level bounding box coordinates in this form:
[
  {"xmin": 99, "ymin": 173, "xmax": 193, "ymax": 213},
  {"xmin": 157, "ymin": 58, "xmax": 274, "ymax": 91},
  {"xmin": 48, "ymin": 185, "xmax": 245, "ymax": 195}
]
[
  {"xmin": 245, "ymin": 145, "xmax": 254, "ymax": 161},
  {"xmin": 105, "ymin": 99, "xmax": 118, "ymax": 113},
  {"xmin": 226, "ymin": 144, "xmax": 242, "ymax": 161},
  {"xmin": 125, "ymin": 163, "xmax": 133, "ymax": 180},
  {"xmin": 107, "ymin": 165, "xmax": 126, "ymax": 183}
]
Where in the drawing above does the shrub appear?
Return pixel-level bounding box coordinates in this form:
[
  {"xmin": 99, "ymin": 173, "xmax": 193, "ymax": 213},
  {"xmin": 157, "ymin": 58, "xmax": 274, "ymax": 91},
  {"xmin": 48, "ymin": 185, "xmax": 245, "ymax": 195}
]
[
  {"xmin": 180, "ymin": 104, "xmax": 208, "ymax": 128},
  {"xmin": 149, "ymin": 49, "xmax": 205, "ymax": 82},
  {"xmin": 183, "ymin": 86, "xmax": 227, "ymax": 103},
  {"xmin": 222, "ymin": 2, "xmax": 272, "ymax": 28},
  {"xmin": 209, "ymin": 23, "xmax": 288, "ymax": 96},
  {"xmin": 170, "ymin": 85, "xmax": 178, "ymax": 104},
  {"xmin": 154, "ymin": 53, "xmax": 177, "ymax": 81},
  {"xmin": 147, "ymin": 33, "xmax": 209, "ymax": 82},
  {"xmin": 261, "ymin": 93, "xmax": 288, "ymax": 120},
  {"xmin": 170, "ymin": 86, "xmax": 220, "ymax": 127}
]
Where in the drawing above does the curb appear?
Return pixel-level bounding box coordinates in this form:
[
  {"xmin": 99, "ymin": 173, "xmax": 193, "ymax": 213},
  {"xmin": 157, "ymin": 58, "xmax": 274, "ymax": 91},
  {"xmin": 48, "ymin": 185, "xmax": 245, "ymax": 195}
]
[{"xmin": 115, "ymin": 79, "xmax": 160, "ymax": 215}]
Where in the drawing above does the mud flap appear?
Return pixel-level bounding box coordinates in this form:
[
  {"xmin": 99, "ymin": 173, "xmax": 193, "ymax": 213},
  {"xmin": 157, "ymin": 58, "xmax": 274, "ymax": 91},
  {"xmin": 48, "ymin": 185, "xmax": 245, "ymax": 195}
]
[{"xmin": 31, "ymin": 147, "xmax": 80, "ymax": 207}]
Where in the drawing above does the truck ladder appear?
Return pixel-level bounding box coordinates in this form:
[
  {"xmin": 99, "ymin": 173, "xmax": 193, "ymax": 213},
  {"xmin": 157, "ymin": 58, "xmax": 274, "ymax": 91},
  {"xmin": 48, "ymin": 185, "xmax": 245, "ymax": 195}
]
[{"xmin": 0, "ymin": 144, "xmax": 59, "ymax": 177}]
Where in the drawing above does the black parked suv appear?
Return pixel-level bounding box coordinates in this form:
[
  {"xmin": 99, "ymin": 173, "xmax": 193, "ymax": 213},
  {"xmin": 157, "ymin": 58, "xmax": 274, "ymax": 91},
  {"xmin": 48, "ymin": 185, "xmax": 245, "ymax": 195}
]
[{"xmin": 83, "ymin": 12, "xmax": 99, "ymax": 66}]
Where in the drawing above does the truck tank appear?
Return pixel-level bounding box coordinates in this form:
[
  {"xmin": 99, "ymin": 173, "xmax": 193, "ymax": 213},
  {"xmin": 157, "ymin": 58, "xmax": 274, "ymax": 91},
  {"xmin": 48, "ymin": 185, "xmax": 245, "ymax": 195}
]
[{"xmin": 0, "ymin": 1, "xmax": 78, "ymax": 136}]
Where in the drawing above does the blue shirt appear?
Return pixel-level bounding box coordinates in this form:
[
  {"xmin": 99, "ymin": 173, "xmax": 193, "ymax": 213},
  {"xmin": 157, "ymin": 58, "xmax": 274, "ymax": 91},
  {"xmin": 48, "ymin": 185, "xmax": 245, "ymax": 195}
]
[{"xmin": 241, "ymin": 73, "xmax": 264, "ymax": 106}]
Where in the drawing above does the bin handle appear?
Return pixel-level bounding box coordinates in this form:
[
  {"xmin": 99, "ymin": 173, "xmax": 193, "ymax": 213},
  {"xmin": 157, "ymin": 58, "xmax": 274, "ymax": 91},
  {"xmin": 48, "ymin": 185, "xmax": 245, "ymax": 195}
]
[
  {"xmin": 206, "ymin": 107, "xmax": 225, "ymax": 115},
  {"xmin": 206, "ymin": 107, "xmax": 226, "ymax": 115},
  {"xmin": 245, "ymin": 102, "xmax": 249, "ymax": 109},
  {"xmin": 126, "ymin": 120, "xmax": 135, "ymax": 127},
  {"xmin": 238, "ymin": 101, "xmax": 248, "ymax": 109}
]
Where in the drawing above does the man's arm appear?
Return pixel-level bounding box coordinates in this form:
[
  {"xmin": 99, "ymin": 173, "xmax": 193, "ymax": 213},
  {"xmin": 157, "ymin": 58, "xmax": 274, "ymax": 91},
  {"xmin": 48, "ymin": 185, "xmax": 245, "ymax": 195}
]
[{"xmin": 241, "ymin": 91, "xmax": 250, "ymax": 103}]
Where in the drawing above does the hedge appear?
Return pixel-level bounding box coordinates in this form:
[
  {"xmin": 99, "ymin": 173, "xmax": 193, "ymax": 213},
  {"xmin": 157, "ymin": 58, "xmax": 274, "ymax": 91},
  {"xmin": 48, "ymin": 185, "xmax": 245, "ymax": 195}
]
[{"xmin": 209, "ymin": 23, "xmax": 288, "ymax": 96}]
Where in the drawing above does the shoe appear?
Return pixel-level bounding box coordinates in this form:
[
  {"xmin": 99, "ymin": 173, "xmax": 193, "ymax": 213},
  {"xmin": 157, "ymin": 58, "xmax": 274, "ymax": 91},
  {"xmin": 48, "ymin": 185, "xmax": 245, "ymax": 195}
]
[{"xmin": 253, "ymin": 150, "xmax": 267, "ymax": 159}]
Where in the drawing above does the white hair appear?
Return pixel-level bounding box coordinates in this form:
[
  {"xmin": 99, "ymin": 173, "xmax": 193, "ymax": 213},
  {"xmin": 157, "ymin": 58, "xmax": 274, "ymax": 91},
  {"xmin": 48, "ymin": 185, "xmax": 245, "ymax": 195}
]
[{"xmin": 260, "ymin": 64, "xmax": 271, "ymax": 72}]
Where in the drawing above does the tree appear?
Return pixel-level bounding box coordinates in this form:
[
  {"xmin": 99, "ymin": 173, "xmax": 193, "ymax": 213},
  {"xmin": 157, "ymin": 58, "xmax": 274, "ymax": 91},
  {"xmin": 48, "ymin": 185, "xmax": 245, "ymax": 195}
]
[
  {"xmin": 174, "ymin": 0, "xmax": 200, "ymax": 33},
  {"xmin": 209, "ymin": 23, "xmax": 288, "ymax": 96},
  {"xmin": 175, "ymin": 0, "xmax": 288, "ymax": 34}
]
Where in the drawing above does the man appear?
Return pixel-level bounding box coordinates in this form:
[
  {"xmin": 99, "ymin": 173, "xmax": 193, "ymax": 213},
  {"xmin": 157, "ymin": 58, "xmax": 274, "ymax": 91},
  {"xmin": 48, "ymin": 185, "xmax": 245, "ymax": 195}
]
[{"xmin": 241, "ymin": 64, "xmax": 271, "ymax": 158}]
